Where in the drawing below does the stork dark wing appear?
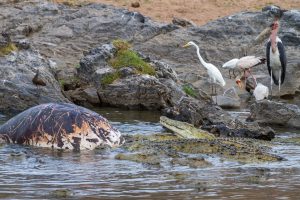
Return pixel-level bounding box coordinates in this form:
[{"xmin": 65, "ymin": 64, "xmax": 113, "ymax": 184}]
[
  {"xmin": 266, "ymin": 41, "xmax": 272, "ymax": 76},
  {"xmin": 278, "ymin": 41, "xmax": 287, "ymax": 84}
]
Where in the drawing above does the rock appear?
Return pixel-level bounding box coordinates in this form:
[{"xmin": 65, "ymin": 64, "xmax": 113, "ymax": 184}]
[
  {"xmin": 172, "ymin": 17, "xmax": 195, "ymax": 27},
  {"xmin": 48, "ymin": 25, "xmax": 73, "ymax": 39},
  {"xmin": 65, "ymin": 86, "xmax": 100, "ymax": 107},
  {"xmin": 0, "ymin": 49, "xmax": 68, "ymax": 114},
  {"xmin": 212, "ymin": 95, "xmax": 240, "ymax": 109},
  {"xmin": 162, "ymin": 96, "xmax": 275, "ymax": 140},
  {"xmin": 98, "ymin": 74, "xmax": 170, "ymax": 110},
  {"xmin": 249, "ymin": 100, "xmax": 300, "ymax": 128},
  {"xmin": 119, "ymin": 67, "xmax": 135, "ymax": 78},
  {"xmin": 131, "ymin": 2, "xmax": 140, "ymax": 8}
]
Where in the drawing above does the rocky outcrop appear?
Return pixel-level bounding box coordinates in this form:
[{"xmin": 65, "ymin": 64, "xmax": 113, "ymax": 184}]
[
  {"xmin": 1, "ymin": 1, "xmax": 299, "ymax": 99},
  {"xmin": 134, "ymin": 10, "xmax": 300, "ymax": 98},
  {"xmin": 249, "ymin": 100, "xmax": 300, "ymax": 128},
  {"xmin": 78, "ymin": 43, "xmax": 180, "ymax": 110},
  {"xmin": 163, "ymin": 96, "xmax": 274, "ymax": 140},
  {"xmin": 0, "ymin": 49, "xmax": 68, "ymax": 114}
]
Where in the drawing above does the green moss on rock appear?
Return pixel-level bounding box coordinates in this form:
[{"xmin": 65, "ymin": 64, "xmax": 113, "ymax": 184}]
[{"xmin": 0, "ymin": 43, "xmax": 17, "ymax": 57}]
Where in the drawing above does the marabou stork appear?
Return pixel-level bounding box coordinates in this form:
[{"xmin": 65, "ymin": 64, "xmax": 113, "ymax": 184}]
[
  {"xmin": 183, "ymin": 41, "xmax": 226, "ymax": 96},
  {"xmin": 266, "ymin": 20, "xmax": 287, "ymax": 94}
]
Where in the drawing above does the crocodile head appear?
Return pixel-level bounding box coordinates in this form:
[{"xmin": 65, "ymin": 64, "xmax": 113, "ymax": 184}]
[{"xmin": 160, "ymin": 116, "xmax": 215, "ymax": 139}]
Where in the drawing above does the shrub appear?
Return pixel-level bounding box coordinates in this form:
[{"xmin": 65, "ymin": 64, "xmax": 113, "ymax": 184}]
[
  {"xmin": 0, "ymin": 43, "xmax": 17, "ymax": 56},
  {"xmin": 182, "ymin": 85, "xmax": 197, "ymax": 98}
]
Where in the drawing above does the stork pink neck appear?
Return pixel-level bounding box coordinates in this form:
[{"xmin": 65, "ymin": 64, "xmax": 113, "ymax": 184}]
[{"xmin": 270, "ymin": 20, "xmax": 279, "ymax": 53}]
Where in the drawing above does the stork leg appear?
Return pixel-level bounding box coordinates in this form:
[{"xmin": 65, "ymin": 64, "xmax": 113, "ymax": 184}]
[
  {"xmin": 228, "ymin": 69, "xmax": 231, "ymax": 79},
  {"xmin": 270, "ymin": 69, "xmax": 273, "ymax": 99},
  {"xmin": 278, "ymin": 70, "xmax": 281, "ymax": 93}
]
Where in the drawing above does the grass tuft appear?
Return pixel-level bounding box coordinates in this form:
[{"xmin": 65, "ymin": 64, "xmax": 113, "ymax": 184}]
[
  {"xmin": 182, "ymin": 85, "xmax": 197, "ymax": 98},
  {"xmin": 0, "ymin": 43, "xmax": 17, "ymax": 57},
  {"xmin": 109, "ymin": 49, "xmax": 156, "ymax": 75},
  {"xmin": 112, "ymin": 39, "xmax": 132, "ymax": 51},
  {"xmin": 101, "ymin": 72, "xmax": 120, "ymax": 85}
]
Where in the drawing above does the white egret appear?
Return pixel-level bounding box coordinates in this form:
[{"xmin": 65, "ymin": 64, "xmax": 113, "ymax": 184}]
[{"xmin": 183, "ymin": 41, "xmax": 225, "ymax": 96}]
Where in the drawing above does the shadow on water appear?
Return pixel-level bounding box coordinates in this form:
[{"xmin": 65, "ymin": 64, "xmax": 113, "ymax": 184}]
[{"xmin": 0, "ymin": 107, "xmax": 300, "ymax": 199}]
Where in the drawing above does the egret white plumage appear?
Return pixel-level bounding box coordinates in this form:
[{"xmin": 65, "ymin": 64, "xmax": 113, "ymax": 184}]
[
  {"xmin": 222, "ymin": 58, "xmax": 239, "ymax": 78},
  {"xmin": 266, "ymin": 20, "xmax": 287, "ymax": 95},
  {"xmin": 253, "ymin": 83, "xmax": 269, "ymax": 100},
  {"xmin": 183, "ymin": 41, "xmax": 225, "ymax": 96}
]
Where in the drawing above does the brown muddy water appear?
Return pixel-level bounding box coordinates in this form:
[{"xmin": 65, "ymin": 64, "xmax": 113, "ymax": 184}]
[{"xmin": 0, "ymin": 108, "xmax": 300, "ymax": 199}]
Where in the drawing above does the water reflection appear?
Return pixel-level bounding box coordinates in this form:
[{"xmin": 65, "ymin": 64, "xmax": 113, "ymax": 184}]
[{"xmin": 0, "ymin": 108, "xmax": 300, "ymax": 199}]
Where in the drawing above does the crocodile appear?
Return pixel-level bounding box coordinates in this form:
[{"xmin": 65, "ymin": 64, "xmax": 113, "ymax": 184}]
[
  {"xmin": 160, "ymin": 116, "xmax": 215, "ymax": 139},
  {"xmin": 115, "ymin": 117, "xmax": 282, "ymax": 166},
  {"xmin": 160, "ymin": 116, "xmax": 271, "ymax": 147}
]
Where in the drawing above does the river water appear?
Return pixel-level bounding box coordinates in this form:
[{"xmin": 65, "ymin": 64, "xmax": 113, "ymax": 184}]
[{"xmin": 0, "ymin": 108, "xmax": 300, "ymax": 199}]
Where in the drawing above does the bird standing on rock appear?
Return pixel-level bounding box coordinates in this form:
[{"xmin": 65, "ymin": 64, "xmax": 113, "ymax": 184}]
[
  {"xmin": 32, "ymin": 69, "xmax": 46, "ymax": 95},
  {"xmin": 183, "ymin": 41, "xmax": 225, "ymax": 98},
  {"xmin": 266, "ymin": 20, "xmax": 287, "ymax": 96}
]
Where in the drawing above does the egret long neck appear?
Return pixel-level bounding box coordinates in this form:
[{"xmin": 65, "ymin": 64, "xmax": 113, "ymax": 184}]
[{"xmin": 194, "ymin": 44, "xmax": 208, "ymax": 69}]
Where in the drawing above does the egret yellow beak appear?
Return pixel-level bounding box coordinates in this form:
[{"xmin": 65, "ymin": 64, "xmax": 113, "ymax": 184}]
[{"xmin": 182, "ymin": 43, "xmax": 190, "ymax": 48}]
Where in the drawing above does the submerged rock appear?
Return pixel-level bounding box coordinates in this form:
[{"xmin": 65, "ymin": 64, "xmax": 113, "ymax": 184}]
[{"xmin": 249, "ymin": 100, "xmax": 300, "ymax": 128}]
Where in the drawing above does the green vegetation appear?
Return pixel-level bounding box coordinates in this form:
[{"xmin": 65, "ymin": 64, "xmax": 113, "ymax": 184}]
[
  {"xmin": 112, "ymin": 39, "xmax": 132, "ymax": 51},
  {"xmin": 101, "ymin": 72, "xmax": 120, "ymax": 85},
  {"xmin": 101, "ymin": 39, "xmax": 156, "ymax": 86},
  {"xmin": 109, "ymin": 50, "xmax": 156, "ymax": 75},
  {"xmin": 182, "ymin": 85, "xmax": 197, "ymax": 98},
  {"xmin": 59, "ymin": 76, "xmax": 81, "ymax": 90},
  {"xmin": 0, "ymin": 43, "xmax": 17, "ymax": 57}
]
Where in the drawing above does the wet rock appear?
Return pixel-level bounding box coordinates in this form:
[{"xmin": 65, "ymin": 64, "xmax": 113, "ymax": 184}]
[
  {"xmin": 50, "ymin": 189, "xmax": 73, "ymax": 198},
  {"xmin": 212, "ymin": 95, "xmax": 240, "ymax": 109},
  {"xmin": 163, "ymin": 96, "xmax": 275, "ymax": 140},
  {"xmin": 171, "ymin": 157, "xmax": 212, "ymax": 168},
  {"xmin": 115, "ymin": 152, "xmax": 161, "ymax": 166},
  {"xmin": 249, "ymin": 100, "xmax": 300, "ymax": 128}
]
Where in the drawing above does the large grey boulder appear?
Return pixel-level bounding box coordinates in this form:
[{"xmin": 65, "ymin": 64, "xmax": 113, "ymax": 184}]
[
  {"xmin": 78, "ymin": 43, "xmax": 180, "ymax": 110},
  {"xmin": 249, "ymin": 100, "xmax": 300, "ymax": 128},
  {"xmin": 0, "ymin": 49, "xmax": 68, "ymax": 114},
  {"xmin": 98, "ymin": 74, "xmax": 171, "ymax": 109}
]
